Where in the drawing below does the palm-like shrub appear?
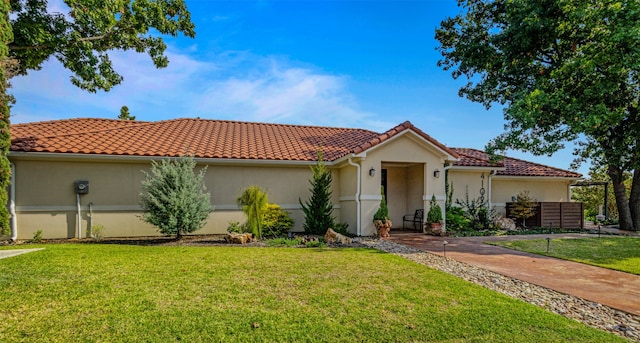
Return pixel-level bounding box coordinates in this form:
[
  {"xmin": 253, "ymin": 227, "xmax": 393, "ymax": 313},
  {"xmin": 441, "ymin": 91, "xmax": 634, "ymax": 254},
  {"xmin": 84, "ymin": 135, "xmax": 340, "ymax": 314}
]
[{"xmin": 237, "ymin": 186, "xmax": 268, "ymax": 239}]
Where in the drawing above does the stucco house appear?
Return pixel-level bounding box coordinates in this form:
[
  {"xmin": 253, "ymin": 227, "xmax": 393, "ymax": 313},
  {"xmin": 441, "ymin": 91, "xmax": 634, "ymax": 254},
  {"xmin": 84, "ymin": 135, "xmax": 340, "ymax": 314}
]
[{"xmin": 6, "ymin": 118, "xmax": 581, "ymax": 240}]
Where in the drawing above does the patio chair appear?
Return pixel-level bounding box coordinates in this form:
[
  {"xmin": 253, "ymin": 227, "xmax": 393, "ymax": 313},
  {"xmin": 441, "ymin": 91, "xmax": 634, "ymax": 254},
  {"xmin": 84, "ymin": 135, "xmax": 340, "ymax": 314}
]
[{"xmin": 402, "ymin": 209, "xmax": 424, "ymax": 231}]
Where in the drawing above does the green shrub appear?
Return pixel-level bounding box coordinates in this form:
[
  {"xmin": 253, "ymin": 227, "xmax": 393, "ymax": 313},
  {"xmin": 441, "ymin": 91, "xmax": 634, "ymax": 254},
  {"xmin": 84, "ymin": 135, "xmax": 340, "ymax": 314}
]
[
  {"xmin": 31, "ymin": 230, "xmax": 43, "ymax": 243},
  {"xmin": 90, "ymin": 225, "xmax": 105, "ymax": 241},
  {"xmin": 262, "ymin": 204, "xmax": 294, "ymax": 238},
  {"xmin": 300, "ymin": 151, "xmax": 336, "ymax": 235},
  {"xmin": 373, "ymin": 186, "xmax": 389, "ymax": 221},
  {"xmin": 237, "ymin": 186, "xmax": 268, "ymax": 239},
  {"xmin": 139, "ymin": 156, "xmax": 213, "ymax": 238},
  {"xmin": 226, "ymin": 221, "xmax": 245, "ymax": 234},
  {"xmin": 509, "ymin": 190, "xmax": 537, "ymax": 227},
  {"xmin": 427, "ymin": 194, "xmax": 443, "ymax": 224},
  {"xmin": 446, "ymin": 206, "xmax": 470, "ymax": 231},
  {"xmin": 456, "ymin": 187, "xmax": 498, "ymax": 230}
]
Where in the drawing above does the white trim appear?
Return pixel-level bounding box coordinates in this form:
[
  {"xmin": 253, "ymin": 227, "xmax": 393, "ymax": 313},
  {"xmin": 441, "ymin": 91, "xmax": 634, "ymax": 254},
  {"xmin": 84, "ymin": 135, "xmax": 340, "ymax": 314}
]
[
  {"xmin": 17, "ymin": 205, "xmax": 143, "ymax": 212},
  {"xmin": 492, "ymin": 175, "xmax": 580, "ymax": 181},
  {"xmin": 493, "ymin": 202, "xmax": 507, "ymax": 207},
  {"xmin": 8, "ymin": 151, "xmax": 325, "ymax": 167},
  {"xmin": 360, "ymin": 194, "xmax": 382, "ymax": 201},
  {"xmin": 347, "ymin": 157, "xmax": 362, "ymax": 236},
  {"xmin": 16, "ymin": 204, "xmax": 337, "ymax": 212},
  {"xmin": 339, "ymin": 195, "xmax": 356, "ymax": 202}
]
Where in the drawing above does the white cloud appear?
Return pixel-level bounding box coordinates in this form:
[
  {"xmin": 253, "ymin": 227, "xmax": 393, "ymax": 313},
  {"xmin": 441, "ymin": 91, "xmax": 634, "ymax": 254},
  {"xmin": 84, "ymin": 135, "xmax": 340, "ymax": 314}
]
[
  {"xmin": 193, "ymin": 59, "xmax": 391, "ymax": 130},
  {"xmin": 11, "ymin": 47, "xmax": 392, "ymax": 131}
]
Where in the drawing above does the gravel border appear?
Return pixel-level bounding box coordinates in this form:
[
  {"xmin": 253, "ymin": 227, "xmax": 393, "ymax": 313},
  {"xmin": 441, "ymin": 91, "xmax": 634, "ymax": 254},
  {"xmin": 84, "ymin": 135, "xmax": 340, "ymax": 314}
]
[{"xmin": 359, "ymin": 238, "xmax": 639, "ymax": 342}]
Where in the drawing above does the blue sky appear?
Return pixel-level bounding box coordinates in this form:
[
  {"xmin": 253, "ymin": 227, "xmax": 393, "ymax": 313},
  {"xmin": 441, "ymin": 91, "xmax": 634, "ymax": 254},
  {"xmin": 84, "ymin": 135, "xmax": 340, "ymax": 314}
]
[{"xmin": 11, "ymin": 0, "xmax": 588, "ymax": 175}]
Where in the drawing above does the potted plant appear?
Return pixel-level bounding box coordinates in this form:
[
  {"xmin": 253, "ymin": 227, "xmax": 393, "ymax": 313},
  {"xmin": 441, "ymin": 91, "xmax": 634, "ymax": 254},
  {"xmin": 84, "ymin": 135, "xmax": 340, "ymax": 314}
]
[
  {"xmin": 427, "ymin": 194, "xmax": 444, "ymax": 236},
  {"xmin": 373, "ymin": 186, "xmax": 392, "ymax": 238}
]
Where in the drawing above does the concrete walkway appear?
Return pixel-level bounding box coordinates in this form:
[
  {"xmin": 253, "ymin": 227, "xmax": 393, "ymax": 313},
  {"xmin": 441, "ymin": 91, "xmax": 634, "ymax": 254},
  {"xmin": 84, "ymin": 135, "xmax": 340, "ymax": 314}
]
[
  {"xmin": 0, "ymin": 248, "xmax": 44, "ymax": 259},
  {"xmin": 387, "ymin": 232, "xmax": 640, "ymax": 316}
]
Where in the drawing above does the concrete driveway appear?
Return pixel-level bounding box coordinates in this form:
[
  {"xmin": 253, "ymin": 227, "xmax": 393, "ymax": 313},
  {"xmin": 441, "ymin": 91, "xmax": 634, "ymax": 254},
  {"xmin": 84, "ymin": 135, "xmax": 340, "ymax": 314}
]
[
  {"xmin": 0, "ymin": 248, "xmax": 44, "ymax": 259},
  {"xmin": 387, "ymin": 232, "xmax": 640, "ymax": 316}
]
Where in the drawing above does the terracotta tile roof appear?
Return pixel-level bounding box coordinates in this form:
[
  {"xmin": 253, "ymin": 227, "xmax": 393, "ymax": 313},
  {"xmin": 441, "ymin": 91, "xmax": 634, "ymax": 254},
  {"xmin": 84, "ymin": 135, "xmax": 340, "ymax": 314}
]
[
  {"xmin": 11, "ymin": 118, "xmax": 145, "ymax": 140},
  {"xmin": 10, "ymin": 118, "xmax": 578, "ymax": 177},
  {"xmin": 452, "ymin": 148, "xmax": 581, "ymax": 178},
  {"xmin": 12, "ymin": 118, "xmax": 453, "ymax": 162},
  {"xmin": 352, "ymin": 121, "xmax": 459, "ymax": 159}
]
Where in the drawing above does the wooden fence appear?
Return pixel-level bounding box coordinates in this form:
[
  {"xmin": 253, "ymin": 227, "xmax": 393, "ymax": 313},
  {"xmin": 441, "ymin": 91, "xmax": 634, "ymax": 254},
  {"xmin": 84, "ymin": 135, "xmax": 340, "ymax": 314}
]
[{"xmin": 506, "ymin": 202, "xmax": 584, "ymax": 229}]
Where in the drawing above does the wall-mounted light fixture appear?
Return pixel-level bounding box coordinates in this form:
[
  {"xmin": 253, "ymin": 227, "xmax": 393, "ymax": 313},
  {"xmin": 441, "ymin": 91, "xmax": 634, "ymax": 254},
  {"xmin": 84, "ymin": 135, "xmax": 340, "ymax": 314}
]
[
  {"xmin": 433, "ymin": 169, "xmax": 440, "ymax": 178},
  {"xmin": 369, "ymin": 167, "xmax": 375, "ymax": 177}
]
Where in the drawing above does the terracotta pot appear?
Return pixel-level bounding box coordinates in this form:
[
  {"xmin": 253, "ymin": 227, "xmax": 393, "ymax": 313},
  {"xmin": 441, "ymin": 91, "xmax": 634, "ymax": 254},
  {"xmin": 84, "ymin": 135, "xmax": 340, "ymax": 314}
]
[
  {"xmin": 429, "ymin": 222, "xmax": 445, "ymax": 236},
  {"xmin": 374, "ymin": 219, "xmax": 392, "ymax": 238}
]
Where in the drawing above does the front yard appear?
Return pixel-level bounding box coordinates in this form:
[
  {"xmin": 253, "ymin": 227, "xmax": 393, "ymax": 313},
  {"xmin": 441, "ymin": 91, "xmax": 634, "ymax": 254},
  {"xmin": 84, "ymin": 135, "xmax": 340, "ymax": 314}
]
[
  {"xmin": 0, "ymin": 244, "xmax": 625, "ymax": 342},
  {"xmin": 490, "ymin": 237, "xmax": 640, "ymax": 275}
]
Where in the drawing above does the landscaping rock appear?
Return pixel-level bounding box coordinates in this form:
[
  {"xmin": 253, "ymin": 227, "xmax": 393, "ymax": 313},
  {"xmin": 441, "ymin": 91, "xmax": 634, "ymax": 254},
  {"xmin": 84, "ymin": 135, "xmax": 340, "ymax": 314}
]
[
  {"xmin": 224, "ymin": 232, "xmax": 254, "ymax": 244},
  {"xmin": 495, "ymin": 217, "xmax": 517, "ymax": 230},
  {"xmin": 324, "ymin": 228, "xmax": 352, "ymax": 244}
]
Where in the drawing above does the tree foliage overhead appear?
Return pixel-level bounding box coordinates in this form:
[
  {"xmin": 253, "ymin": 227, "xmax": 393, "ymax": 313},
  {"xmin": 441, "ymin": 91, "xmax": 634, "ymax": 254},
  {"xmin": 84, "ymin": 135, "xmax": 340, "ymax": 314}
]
[
  {"xmin": 0, "ymin": 0, "xmax": 195, "ymax": 235},
  {"xmin": 300, "ymin": 150, "xmax": 335, "ymax": 235},
  {"xmin": 436, "ymin": 0, "xmax": 640, "ymax": 230},
  {"xmin": 140, "ymin": 156, "xmax": 212, "ymax": 238},
  {"xmin": 0, "ymin": 1, "xmax": 12, "ymax": 235},
  {"xmin": 9, "ymin": 0, "xmax": 195, "ymax": 92}
]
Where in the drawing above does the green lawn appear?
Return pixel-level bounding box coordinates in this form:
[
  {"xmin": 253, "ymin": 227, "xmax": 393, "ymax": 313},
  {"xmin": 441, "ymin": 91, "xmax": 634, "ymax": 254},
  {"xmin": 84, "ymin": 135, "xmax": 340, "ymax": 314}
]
[
  {"xmin": 491, "ymin": 237, "xmax": 640, "ymax": 275},
  {"xmin": 0, "ymin": 244, "xmax": 625, "ymax": 342}
]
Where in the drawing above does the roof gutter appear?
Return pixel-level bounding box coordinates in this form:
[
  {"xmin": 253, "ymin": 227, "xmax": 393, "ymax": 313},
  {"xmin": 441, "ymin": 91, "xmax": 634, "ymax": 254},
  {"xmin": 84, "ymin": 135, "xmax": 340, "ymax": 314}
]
[
  {"xmin": 347, "ymin": 156, "xmax": 362, "ymax": 236},
  {"xmin": 9, "ymin": 162, "xmax": 17, "ymax": 242}
]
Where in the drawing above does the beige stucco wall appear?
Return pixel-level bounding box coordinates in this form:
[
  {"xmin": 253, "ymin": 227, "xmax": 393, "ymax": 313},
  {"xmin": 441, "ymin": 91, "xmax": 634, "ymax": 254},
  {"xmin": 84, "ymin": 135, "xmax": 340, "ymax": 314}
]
[
  {"xmin": 448, "ymin": 168, "xmax": 574, "ymax": 216},
  {"xmin": 447, "ymin": 170, "xmax": 490, "ymax": 206},
  {"xmin": 359, "ymin": 134, "xmax": 446, "ymax": 235},
  {"xmin": 491, "ymin": 177, "xmax": 573, "ymax": 215},
  {"xmin": 11, "ymin": 158, "xmax": 340, "ymax": 239}
]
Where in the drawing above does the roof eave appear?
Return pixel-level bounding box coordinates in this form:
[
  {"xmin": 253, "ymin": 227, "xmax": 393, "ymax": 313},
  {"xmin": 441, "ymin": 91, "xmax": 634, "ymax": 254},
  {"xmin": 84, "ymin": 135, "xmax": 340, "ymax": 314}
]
[{"xmin": 8, "ymin": 151, "xmax": 325, "ymax": 167}]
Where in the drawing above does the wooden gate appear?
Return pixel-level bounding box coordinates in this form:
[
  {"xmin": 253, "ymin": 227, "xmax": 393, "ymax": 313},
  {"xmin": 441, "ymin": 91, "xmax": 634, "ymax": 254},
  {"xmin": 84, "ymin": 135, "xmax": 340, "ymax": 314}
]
[{"xmin": 506, "ymin": 202, "xmax": 584, "ymax": 229}]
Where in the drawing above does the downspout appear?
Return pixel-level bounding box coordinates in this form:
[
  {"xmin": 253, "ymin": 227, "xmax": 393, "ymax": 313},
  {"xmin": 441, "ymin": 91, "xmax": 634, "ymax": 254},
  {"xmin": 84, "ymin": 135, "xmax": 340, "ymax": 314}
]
[
  {"xmin": 88, "ymin": 202, "xmax": 93, "ymax": 238},
  {"xmin": 347, "ymin": 157, "xmax": 361, "ymax": 236},
  {"xmin": 76, "ymin": 194, "xmax": 82, "ymax": 239},
  {"xmin": 9, "ymin": 162, "xmax": 17, "ymax": 242},
  {"xmin": 442, "ymin": 164, "xmax": 453, "ymax": 231},
  {"xmin": 488, "ymin": 169, "xmax": 497, "ymax": 208}
]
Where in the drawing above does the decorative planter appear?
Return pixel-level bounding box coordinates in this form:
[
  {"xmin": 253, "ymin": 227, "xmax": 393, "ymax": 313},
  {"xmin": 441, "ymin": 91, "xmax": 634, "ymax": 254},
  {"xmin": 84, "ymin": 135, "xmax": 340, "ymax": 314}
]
[
  {"xmin": 429, "ymin": 222, "xmax": 445, "ymax": 236},
  {"xmin": 374, "ymin": 219, "xmax": 392, "ymax": 238}
]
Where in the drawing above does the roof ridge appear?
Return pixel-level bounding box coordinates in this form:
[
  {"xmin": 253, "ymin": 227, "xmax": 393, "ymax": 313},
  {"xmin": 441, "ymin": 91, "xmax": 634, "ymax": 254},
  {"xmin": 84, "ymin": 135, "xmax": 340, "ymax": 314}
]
[
  {"xmin": 168, "ymin": 117, "xmax": 379, "ymax": 133},
  {"xmin": 501, "ymin": 153, "xmax": 581, "ymax": 177},
  {"xmin": 452, "ymin": 148, "xmax": 503, "ymax": 167},
  {"xmin": 11, "ymin": 117, "xmax": 145, "ymax": 127}
]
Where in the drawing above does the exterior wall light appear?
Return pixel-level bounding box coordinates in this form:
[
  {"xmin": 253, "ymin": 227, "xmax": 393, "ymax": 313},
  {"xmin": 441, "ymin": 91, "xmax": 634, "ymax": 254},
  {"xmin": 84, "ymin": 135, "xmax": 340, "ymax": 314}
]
[
  {"xmin": 369, "ymin": 167, "xmax": 375, "ymax": 177},
  {"xmin": 433, "ymin": 169, "xmax": 440, "ymax": 178}
]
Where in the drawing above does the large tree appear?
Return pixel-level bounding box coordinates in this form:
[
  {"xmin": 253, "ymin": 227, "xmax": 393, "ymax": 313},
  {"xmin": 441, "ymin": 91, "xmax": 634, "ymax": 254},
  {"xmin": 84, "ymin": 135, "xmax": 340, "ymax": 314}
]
[
  {"xmin": 436, "ymin": 0, "xmax": 640, "ymax": 231},
  {"xmin": 0, "ymin": 0, "xmax": 195, "ymax": 234}
]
